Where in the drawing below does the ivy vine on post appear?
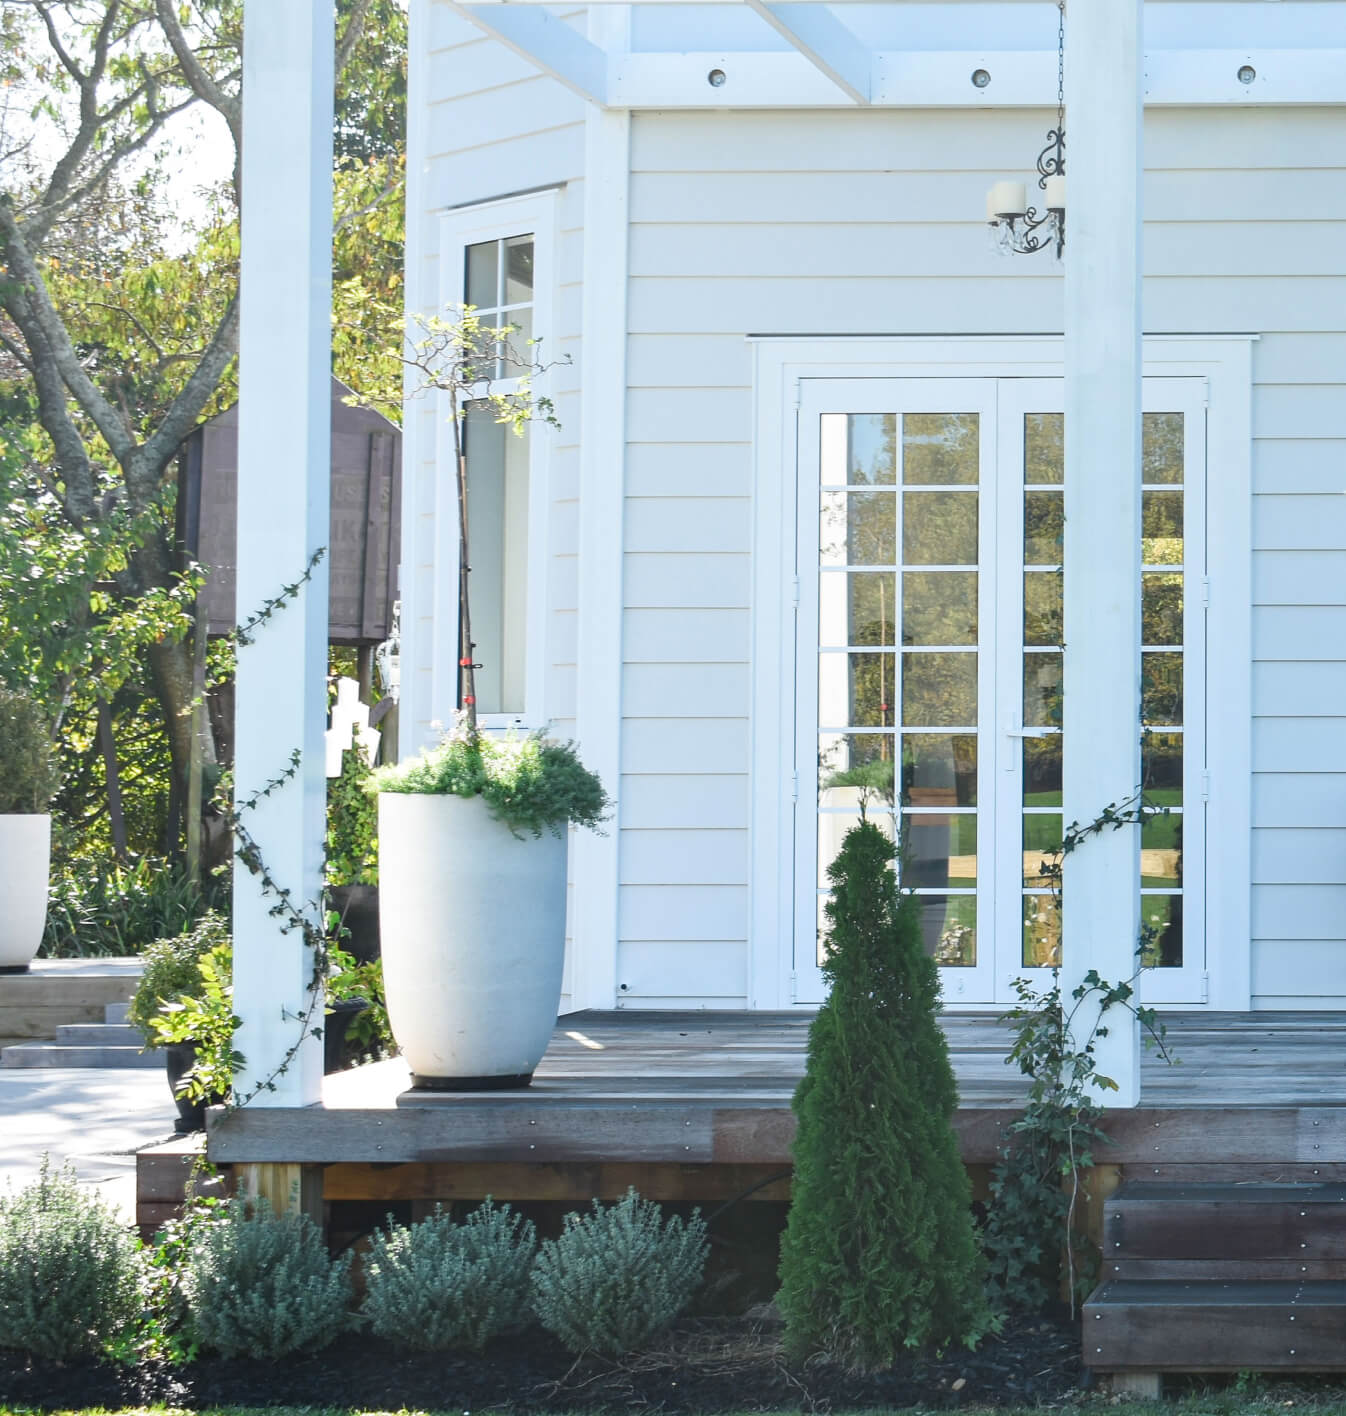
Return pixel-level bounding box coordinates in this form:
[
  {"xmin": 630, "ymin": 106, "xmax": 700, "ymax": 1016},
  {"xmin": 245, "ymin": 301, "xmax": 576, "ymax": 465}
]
[{"xmin": 983, "ymin": 787, "xmax": 1177, "ymax": 1318}]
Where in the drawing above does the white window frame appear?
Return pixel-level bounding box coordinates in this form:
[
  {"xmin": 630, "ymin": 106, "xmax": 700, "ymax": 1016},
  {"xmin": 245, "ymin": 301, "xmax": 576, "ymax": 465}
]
[
  {"xmin": 433, "ymin": 189, "xmax": 559, "ymax": 733},
  {"xmin": 748, "ymin": 335, "xmax": 1253, "ymax": 1012}
]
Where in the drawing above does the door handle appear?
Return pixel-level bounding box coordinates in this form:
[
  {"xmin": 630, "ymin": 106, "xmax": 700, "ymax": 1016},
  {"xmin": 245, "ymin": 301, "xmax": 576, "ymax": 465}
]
[{"xmin": 1005, "ymin": 715, "xmax": 1049, "ymax": 769}]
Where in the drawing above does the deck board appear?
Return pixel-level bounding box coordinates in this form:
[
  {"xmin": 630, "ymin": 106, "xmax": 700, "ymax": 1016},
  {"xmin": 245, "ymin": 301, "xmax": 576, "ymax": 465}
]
[{"xmin": 207, "ymin": 1010, "xmax": 1346, "ymax": 1166}]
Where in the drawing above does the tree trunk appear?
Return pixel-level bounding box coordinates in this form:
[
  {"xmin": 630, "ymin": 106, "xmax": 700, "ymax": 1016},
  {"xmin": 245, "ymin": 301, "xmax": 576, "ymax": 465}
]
[{"xmin": 96, "ymin": 699, "xmax": 129, "ymax": 861}]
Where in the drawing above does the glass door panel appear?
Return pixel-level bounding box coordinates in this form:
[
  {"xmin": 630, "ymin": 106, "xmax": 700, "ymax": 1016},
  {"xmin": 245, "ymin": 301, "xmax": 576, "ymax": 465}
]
[{"xmin": 797, "ymin": 381, "xmax": 998, "ymax": 1005}]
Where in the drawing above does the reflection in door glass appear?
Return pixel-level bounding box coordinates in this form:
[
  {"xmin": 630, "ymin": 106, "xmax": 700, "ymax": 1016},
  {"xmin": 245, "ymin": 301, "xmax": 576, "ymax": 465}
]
[{"xmin": 816, "ymin": 412, "xmax": 981, "ymax": 970}]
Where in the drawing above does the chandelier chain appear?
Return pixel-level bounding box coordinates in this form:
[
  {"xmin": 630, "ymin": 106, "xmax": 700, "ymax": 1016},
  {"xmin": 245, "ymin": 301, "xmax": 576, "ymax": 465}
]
[{"xmin": 1056, "ymin": 0, "xmax": 1065, "ymax": 131}]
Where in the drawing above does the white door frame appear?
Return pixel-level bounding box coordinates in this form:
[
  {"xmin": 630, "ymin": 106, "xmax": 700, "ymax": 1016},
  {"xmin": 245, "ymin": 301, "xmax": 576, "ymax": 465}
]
[{"xmin": 747, "ymin": 335, "xmax": 1253, "ymax": 1012}]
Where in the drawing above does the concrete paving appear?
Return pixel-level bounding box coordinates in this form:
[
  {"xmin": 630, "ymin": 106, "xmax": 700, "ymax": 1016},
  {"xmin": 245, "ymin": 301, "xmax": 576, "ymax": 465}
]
[{"xmin": 0, "ymin": 1066, "xmax": 178, "ymax": 1221}]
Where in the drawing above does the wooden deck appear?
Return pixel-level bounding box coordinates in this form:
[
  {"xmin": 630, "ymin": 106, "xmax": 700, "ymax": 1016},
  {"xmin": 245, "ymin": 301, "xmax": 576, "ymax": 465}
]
[{"xmin": 206, "ymin": 1010, "xmax": 1346, "ymax": 1171}]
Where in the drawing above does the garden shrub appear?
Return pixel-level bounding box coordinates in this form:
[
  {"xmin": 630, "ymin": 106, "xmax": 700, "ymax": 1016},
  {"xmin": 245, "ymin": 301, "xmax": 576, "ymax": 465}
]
[
  {"xmin": 0, "ymin": 685, "xmax": 57, "ymax": 814},
  {"xmin": 532, "ymin": 1189, "xmax": 707, "ymax": 1356},
  {"xmin": 362, "ymin": 1199, "xmax": 536, "ymax": 1351},
  {"xmin": 777, "ymin": 820, "xmax": 990, "ymax": 1369},
  {"xmin": 128, "ymin": 910, "xmax": 232, "ymax": 1043},
  {"xmin": 0, "ymin": 1157, "xmax": 141, "ymax": 1360},
  {"xmin": 326, "ymin": 727, "xmax": 378, "ymax": 886},
  {"xmin": 43, "ymin": 855, "xmax": 226, "ymax": 958},
  {"xmin": 187, "ymin": 1197, "xmax": 353, "ymax": 1357}
]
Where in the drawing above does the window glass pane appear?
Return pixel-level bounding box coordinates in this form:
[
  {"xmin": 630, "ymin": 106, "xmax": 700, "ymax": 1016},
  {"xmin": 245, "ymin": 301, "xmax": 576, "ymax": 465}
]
[
  {"xmin": 1024, "ymin": 571, "xmax": 1063, "ymax": 647},
  {"xmin": 819, "ymin": 651, "xmax": 895, "ymax": 728},
  {"xmin": 821, "ymin": 491, "xmax": 895, "ymax": 566},
  {"xmin": 1142, "ymin": 815, "xmax": 1183, "ymax": 889},
  {"xmin": 466, "ymin": 239, "xmax": 499, "ymax": 309},
  {"xmin": 463, "ymin": 405, "xmax": 530, "ymax": 715},
  {"xmin": 1143, "ymin": 490, "xmax": 1184, "ymax": 565},
  {"xmin": 1023, "ymin": 652, "xmax": 1062, "ymax": 728},
  {"xmin": 1024, "ymin": 735, "xmax": 1061, "ymax": 806},
  {"xmin": 1023, "ymin": 813, "xmax": 1062, "ymax": 886},
  {"xmin": 818, "ymin": 733, "xmax": 894, "ymax": 808},
  {"xmin": 1142, "ymin": 652, "xmax": 1183, "ymax": 726},
  {"xmin": 1025, "ymin": 413, "xmax": 1063, "ymax": 485},
  {"xmin": 902, "ymin": 413, "xmax": 978, "ymax": 485},
  {"xmin": 1024, "ymin": 490, "xmax": 1063, "ymax": 564},
  {"xmin": 902, "ymin": 571, "xmax": 978, "ymax": 646},
  {"xmin": 904, "ymin": 812, "xmax": 977, "ymax": 888},
  {"xmin": 1022, "ymin": 895, "xmax": 1061, "ymax": 967},
  {"xmin": 818, "ymin": 810, "xmax": 880, "ymax": 888},
  {"xmin": 499, "ymin": 306, "xmax": 533, "ymax": 372},
  {"xmin": 1143, "ymin": 572, "xmax": 1183, "ymax": 647},
  {"xmin": 1142, "ymin": 731, "xmax": 1183, "ymax": 799},
  {"xmin": 848, "ymin": 414, "xmax": 896, "ymax": 485},
  {"xmin": 1141, "ymin": 893, "xmax": 1183, "ymax": 967},
  {"xmin": 902, "ymin": 652, "xmax": 977, "ymax": 727},
  {"xmin": 504, "ymin": 234, "xmax": 534, "ymax": 304},
  {"xmin": 913, "ymin": 895, "xmax": 976, "ymax": 967},
  {"xmin": 1143, "ymin": 412, "xmax": 1184, "ymax": 485},
  {"xmin": 902, "ymin": 490, "xmax": 978, "ymax": 565},
  {"xmin": 818, "ymin": 571, "xmax": 896, "ymax": 648},
  {"xmin": 901, "ymin": 734, "xmax": 977, "ymax": 808}
]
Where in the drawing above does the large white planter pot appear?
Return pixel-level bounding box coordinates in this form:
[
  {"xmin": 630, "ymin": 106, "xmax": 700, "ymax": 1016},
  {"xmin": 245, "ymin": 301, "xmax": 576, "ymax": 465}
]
[
  {"xmin": 378, "ymin": 793, "xmax": 567, "ymax": 1088},
  {"xmin": 0, "ymin": 814, "xmax": 51, "ymax": 973}
]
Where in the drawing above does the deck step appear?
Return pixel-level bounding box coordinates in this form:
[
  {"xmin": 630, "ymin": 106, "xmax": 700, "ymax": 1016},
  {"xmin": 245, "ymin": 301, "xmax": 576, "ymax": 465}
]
[
  {"xmin": 0, "ymin": 1040, "xmax": 159, "ymax": 1069},
  {"xmin": 105, "ymin": 1001, "xmax": 131, "ymax": 1025},
  {"xmin": 1085, "ymin": 1280, "xmax": 1346, "ymax": 1371},
  {"xmin": 55, "ymin": 1022, "xmax": 144, "ymax": 1046},
  {"xmin": 0, "ymin": 958, "xmax": 141, "ymax": 1040},
  {"xmin": 1105, "ymin": 1181, "xmax": 1346, "ymax": 1264}
]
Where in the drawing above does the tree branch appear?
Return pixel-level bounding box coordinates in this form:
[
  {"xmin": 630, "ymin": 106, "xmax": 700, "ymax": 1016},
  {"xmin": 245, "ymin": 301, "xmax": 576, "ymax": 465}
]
[
  {"xmin": 153, "ymin": 0, "xmax": 240, "ymax": 142},
  {"xmin": 336, "ymin": 0, "xmax": 375, "ymax": 83},
  {"xmin": 135, "ymin": 295, "xmax": 239, "ymax": 487},
  {"xmin": 0, "ymin": 200, "xmax": 137, "ymax": 466}
]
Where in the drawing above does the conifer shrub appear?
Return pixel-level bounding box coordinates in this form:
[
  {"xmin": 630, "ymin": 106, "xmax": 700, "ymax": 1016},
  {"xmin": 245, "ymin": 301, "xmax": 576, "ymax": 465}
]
[
  {"xmin": 532, "ymin": 1189, "xmax": 708, "ymax": 1355},
  {"xmin": 187, "ymin": 1197, "xmax": 353, "ymax": 1357},
  {"xmin": 362, "ymin": 1199, "xmax": 536, "ymax": 1351},
  {"xmin": 777, "ymin": 820, "xmax": 990, "ymax": 1369},
  {"xmin": 0, "ymin": 1158, "xmax": 141, "ymax": 1359}
]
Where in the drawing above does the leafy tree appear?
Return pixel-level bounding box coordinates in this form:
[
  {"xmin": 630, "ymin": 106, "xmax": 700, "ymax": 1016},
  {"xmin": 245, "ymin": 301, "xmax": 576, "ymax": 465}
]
[
  {"xmin": 778, "ymin": 819, "xmax": 989, "ymax": 1368},
  {"xmin": 0, "ymin": 1, "xmax": 404, "ymax": 863}
]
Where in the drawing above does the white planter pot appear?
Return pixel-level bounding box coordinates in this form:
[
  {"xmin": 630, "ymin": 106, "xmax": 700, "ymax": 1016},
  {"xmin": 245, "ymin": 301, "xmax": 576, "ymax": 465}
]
[
  {"xmin": 0, "ymin": 814, "xmax": 51, "ymax": 972},
  {"xmin": 378, "ymin": 793, "xmax": 567, "ymax": 1088}
]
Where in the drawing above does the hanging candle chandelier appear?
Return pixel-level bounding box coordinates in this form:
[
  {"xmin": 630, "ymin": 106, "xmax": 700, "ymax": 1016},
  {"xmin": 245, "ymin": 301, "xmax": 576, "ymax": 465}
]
[{"xmin": 986, "ymin": 0, "xmax": 1066, "ymax": 259}]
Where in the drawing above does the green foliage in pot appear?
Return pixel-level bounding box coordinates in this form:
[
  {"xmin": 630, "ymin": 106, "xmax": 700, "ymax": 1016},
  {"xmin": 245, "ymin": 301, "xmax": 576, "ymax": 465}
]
[
  {"xmin": 777, "ymin": 820, "xmax": 990, "ymax": 1368},
  {"xmin": 0, "ymin": 685, "xmax": 57, "ymax": 815},
  {"xmin": 326, "ymin": 943, "xmax": 394, "ymax": 1058},
  {"xmin": 128, "ymin": 911, "xmax": 232, "ymax": 1047},
  {"xmin": 146, "ymin": 942, "xmax": 242, "ymax": 1102},
  {"xmin": 370, "ymin": 730, "xmax": 609, "ymax": 838},
  {"xmin": 326, "ymin": 729, "xmax": 378, "ymax": 887}
]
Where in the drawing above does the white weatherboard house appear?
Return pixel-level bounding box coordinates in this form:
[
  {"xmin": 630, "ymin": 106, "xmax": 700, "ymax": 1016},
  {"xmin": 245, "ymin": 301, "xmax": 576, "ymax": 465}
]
[{"xmin": 228, "ymin": 0, "xmax": 1344, "ymax": 1115}]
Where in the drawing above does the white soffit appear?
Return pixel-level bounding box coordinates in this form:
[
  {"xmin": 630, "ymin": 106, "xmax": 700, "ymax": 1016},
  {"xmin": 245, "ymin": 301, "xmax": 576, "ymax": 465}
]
[{"xmin": 441, "ymin": 0, "xmax": 1346, "ymax": 108}]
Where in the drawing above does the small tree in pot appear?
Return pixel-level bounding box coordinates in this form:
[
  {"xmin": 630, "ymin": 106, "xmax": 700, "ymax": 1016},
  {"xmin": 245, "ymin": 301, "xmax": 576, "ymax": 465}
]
[{"xmin": 0, "ymin": 687, "xmax": 59, "ymax": 972}]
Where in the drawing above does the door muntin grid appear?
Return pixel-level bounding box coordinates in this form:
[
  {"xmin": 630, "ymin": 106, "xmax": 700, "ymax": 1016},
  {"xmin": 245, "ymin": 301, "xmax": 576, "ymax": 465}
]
[{"xmin": 815, "ymin": 410, "xmax": 984, "ymax": 974}]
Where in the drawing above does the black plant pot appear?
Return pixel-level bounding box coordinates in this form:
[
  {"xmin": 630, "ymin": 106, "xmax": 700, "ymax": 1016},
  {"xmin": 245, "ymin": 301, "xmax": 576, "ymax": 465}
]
[
  {"xmin": 324, "ymin": 997, "xmax": 370, "ymax": 1073},
  {"xmin": 327, "ymin": 883, "xmax": 381, "ymax": 965},
  {"xmin": 164, "ymin": 1041, "xmax": 225, "ymax": 1134}
]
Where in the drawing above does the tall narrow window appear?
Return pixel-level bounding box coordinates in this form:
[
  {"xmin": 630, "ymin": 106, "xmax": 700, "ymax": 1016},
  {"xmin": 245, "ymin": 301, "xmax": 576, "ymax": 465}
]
[{"xmin": 461, "ymin": 233, "xmax": 535, "ymax": 717}]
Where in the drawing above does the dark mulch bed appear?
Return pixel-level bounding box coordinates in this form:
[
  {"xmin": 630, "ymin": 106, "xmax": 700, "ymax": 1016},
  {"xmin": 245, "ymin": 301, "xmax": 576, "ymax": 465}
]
[{"xmin": 0, "ymin": 1314, "xmax": 1083, "ymax": 1413}]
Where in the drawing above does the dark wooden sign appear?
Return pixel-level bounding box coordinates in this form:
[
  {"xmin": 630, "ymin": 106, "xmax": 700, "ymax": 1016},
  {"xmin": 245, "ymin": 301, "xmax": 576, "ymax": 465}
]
[{"xmin": 178, "ymin": 377, "xmax": 401, "ymax": 646}]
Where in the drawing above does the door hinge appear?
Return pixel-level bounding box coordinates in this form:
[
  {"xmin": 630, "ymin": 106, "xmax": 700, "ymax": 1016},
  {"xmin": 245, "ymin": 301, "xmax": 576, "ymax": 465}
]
[
  {"xmin": 791, "ymin": 379, "xmax": 802, "ymax": 410},
  {"xmin": 1201, "ymin": 971, "xmax": 1210, "ymax": 1004},
  {"xmin": 791, "ymin": 575, "xmax": 800, "ymax": 608},
  {"xmin": 1201, "ymin": 376, "xmax": 1210, "ymax": 409},
  {"xmin": 789, "ymin": 970, "xmax": 798, "ymax": 1004},
  {"xmin": 791, "ymin": 771, "xmax": 799, "ymax": 802},
  {"xmin": 1201, "ymin": 771, "xmax": 1211, "ymax": 802},
  {"xmin": 1202, "ymin": 576, "xmax": 1211, "ymax": 609}
]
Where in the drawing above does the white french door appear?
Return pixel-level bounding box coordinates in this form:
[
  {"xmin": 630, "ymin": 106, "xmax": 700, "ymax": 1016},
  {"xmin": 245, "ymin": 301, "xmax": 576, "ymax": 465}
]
[{"xmin": 791, "ymin": 376, "xmax": 1207, "ymax": 1008}]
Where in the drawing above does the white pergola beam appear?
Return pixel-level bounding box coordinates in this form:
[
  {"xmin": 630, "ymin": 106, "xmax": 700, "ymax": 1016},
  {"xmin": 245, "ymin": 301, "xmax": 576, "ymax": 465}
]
[
  {"xmin": 1062, "ymin": 1, "xmax": 1143, "ymax": 1108},
  {"xmin": 233, "ymin": 0, "xmax": 333, "ymax": 1109},
  {"xmin": 454, "ymin": 3, "xmax": 608, "ymax": 103},
  {"xmin": 743, "ymin": 0, "xmax": 871, "ymax": 104}
]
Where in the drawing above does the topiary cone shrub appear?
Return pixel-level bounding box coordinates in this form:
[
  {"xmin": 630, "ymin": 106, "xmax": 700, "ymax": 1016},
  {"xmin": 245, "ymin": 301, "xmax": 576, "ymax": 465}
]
[{"xmin": 777, "ymin": 819, "xmax": 990, "ymax": 1369}]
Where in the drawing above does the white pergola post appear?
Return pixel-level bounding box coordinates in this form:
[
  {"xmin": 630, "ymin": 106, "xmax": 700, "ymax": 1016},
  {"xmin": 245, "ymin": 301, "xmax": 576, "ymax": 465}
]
[
  {"xmin": 1061, "ymin": 0, "xmax": 1144, "ymax": 1107},
  {"xmin": 232, "ymin": 0, "xmax": 334, "ymax": 1110}
]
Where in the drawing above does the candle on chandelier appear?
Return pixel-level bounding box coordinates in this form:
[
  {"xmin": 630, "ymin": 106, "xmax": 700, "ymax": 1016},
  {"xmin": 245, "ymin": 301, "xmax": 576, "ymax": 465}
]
[
  {"xmin": 986, "ymin": 180, "xmax": 1027, "ymax": 219},
  {"xmin": 1044, "ymin": 174, "xmax": 1066, "ymax": 210}
]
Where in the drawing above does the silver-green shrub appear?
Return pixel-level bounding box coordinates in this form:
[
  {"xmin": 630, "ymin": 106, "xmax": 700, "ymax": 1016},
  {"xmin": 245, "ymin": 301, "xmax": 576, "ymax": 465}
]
[
  {"xmin": 532, "ymin": 1189, "xmax": 708, "ymax": 1356},
  {"xmin": 362, "ymin": 1199, "xmax": 536, "ymax": 1351},
  {"xmin": 187, "ymin": 1197, "xmax": 353, "ymax": 1358},
  {"xmin": 0, "ymin": 1158, "xmax": 140, "ymax": 1359}
]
